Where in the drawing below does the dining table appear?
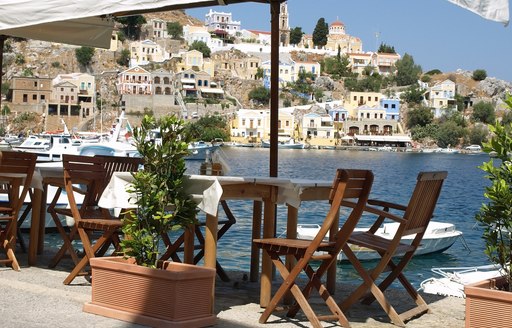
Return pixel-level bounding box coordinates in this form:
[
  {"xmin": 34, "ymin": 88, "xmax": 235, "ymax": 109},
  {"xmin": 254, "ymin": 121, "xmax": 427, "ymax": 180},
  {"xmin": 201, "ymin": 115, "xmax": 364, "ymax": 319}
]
[{"xmin": 98, "ymin": 171, "xmax": 334, "ymax": 309}]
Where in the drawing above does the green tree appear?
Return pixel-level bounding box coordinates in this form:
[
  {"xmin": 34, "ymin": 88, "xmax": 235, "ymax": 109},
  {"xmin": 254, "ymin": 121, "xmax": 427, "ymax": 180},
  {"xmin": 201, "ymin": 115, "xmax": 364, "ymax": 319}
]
[
  {"xmin": 255, "ymin": 67, "xmax": 264, "ymax": 80},
  {"xmin": 312, "ymin": 18, "xmax": 329, "ymax": 47},
  {"xmin": 15, "ymin": 54, "xmax": 25, "ymax": 65},
  {"xmin": 406, "ymin": 106, "xmax": 433, "ymax": 129},
  {"xmin": 289, "ymin": 27, "xmax": 304, "ymax": 45},
  {"xmin": 472, "ymin": 69, "xmax": 487, "ymax": 81},
  {"xmin": 472, "ymin": 101, "xmax": 495, "ymax": 124},
  {"xmin": 410, "ymin": 123, "xmax": 439, "ymax": 141},
  {"xmin": 21, "ymin": 67, "xmax": 34, "ymax": 77},
  {"xmin": 395, "ymin": 53, "xmax": 422, "ymax": 86},
  {"xmin": 115, "ymin": 15, "xmax": 146, "ymax": 40},
  {"xmin": 1, "ymin": 82, "xmax": 9, "ymax": 96},
  {"xmin": 167, "ymin": 22, "xmax": 183, "ymax": 39},
  {"xmin": 465, "ymin": 124, "xmax": 488, "ymax": 145},
  {"xmin": 185, "ymin": 115, "xmax": 230, "ymax": 141},
  {"xmin": 425, "ymin": 69, "xmax": 442, "ymax": 75},
  {"xmin": 117, "ymin": 48, "xmax": 131, "ymax": 67},
  {"xmin": 2, "ymin": 104, "xmax": 11, "ymax": 115},
  {"xmin": 400, "ymin": 84, "xmax": 424, "ymax": 106},
  {"xmin": 436, "ymin": 120, "xmax": 465, "ymax": 148},
  {"xmin": 75, "ymin": 46, "xmax": 95, "ymax": 67},
  {"xmin": 377, "ymin": 42, "xmax": 396, "ymax": 54},
  {"xmin": 189, "ymin": 41, "xmax": 211, "ymax": 58},
  {"xmin": 248, "ymin": 86, "xmax": 270, "ymax": 105},
  {"xmin": 322, "ymin": 53, "xmax": 351, "ymax": 79}
]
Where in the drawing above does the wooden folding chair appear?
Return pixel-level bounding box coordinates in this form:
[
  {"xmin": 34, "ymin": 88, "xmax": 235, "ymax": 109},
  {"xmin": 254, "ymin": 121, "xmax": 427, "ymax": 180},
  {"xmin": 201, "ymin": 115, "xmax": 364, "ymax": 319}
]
[
  {"xmin": 159, "ymin": 199, "xmax": 236, "ymax": 282},
  {"xmin": 0, "ymin": 151, "xmax": 37, "ymax": 271},
  {"xmin": 253, "ymin": 169, "xmax": 374, "ymax": 328},
  {"xmin": 58, "ymin": 155, "xmax": 124, "ymax": 284},
  {"xmin": 339, "ymin": 171, "xmax": 448, "ymax": 327},
  {"xmin": 47, "ymin": 155, "xmax": 142, "ymax": 269}
]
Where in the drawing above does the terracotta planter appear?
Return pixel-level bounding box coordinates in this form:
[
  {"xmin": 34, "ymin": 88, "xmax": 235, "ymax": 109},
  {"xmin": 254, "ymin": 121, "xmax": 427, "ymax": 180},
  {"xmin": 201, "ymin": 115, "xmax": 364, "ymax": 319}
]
[
  {"xmin": 83, "ymin": 257, "xmax": 216, "ymax": 328},
  {"xmin": 465, "ymin": 275, "xmax": 512, "ymax": 328}
]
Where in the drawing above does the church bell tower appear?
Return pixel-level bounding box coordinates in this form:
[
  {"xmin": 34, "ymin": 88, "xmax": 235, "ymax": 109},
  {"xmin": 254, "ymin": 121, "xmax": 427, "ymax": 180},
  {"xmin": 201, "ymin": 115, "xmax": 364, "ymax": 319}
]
[{"xmin": 279, "ymin": 1, "xmax": 290, "ymax": 46}]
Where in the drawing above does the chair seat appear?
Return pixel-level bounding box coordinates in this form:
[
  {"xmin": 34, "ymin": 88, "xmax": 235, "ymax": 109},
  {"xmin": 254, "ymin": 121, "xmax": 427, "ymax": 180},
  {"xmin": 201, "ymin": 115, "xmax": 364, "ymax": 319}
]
[
  {"xmin": 254, "ymin": 237, "xmax": 335, "ymax": 251},
  {"xmin": 348, "ymin": 231, "xmax": 414, "ymax": 254},
  {"xmin": 79, "ymin": 218, "xmax": 122, "ymax": 230}
]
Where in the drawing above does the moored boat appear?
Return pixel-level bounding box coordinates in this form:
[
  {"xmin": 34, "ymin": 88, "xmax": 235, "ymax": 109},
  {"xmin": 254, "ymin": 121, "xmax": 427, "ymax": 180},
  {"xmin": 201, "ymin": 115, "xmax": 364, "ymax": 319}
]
[
  {"xmin": 186, "ymin": 141, "xmax": 220, "ymax": 160},
  {"xmin": 261, "ymin": 138, "xmax": 305, "ymax": 149},
  {"xmin": 295, "ymin": 221, "xmax": 463, "ymax": 261}
]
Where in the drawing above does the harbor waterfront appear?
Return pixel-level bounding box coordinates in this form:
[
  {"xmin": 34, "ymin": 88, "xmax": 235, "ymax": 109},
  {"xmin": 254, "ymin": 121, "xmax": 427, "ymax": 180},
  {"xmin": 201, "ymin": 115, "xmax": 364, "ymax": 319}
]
[{"xmin": 185, "ymin": 147, "xmax": 489, "ymax": 288}]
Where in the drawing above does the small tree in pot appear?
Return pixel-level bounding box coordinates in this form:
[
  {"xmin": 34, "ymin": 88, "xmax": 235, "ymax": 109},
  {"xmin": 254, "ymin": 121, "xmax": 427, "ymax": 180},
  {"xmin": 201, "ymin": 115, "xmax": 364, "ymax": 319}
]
[
  {"xmin": 84, "ymin": 114, "xmax": 216, "ymax": 327},
  {"xmin": 466, "ymin": 95, "xmax": 512, "ymax": 328},
  {"xmin": 476, "ymin": 117, "xmax": 512, "ymax": 290},
  {"xmin": 122, "ymin": 114, "xmax": 199, "ymax": 267}
]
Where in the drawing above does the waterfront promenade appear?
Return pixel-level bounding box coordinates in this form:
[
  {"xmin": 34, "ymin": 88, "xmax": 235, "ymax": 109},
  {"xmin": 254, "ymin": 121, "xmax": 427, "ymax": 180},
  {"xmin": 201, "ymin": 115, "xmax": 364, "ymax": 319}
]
[{"xmin": 1, "ymin": 251, "xmax": 465, "ymax": 328}]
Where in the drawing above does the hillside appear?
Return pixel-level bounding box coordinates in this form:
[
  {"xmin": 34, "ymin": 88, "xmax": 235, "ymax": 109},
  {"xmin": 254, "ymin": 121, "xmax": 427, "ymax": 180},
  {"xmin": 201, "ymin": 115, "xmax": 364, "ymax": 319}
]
[{"xmin": 2, "ymin": 9, "xmax": 512, "ymax": 135}]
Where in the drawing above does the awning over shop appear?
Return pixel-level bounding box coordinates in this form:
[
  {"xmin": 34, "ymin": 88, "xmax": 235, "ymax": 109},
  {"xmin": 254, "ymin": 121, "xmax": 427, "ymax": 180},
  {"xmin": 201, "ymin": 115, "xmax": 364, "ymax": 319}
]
[
  {"xmin": 180, "ymin": 78, "xmax": 196, "ymax": 84},
  {"xmin": 200, "ymin": 88, "xmax": 224, "ymax": 94},
  {"xmin": 354, "ymin": 135, "xmax": 412, "ymax": 143}
]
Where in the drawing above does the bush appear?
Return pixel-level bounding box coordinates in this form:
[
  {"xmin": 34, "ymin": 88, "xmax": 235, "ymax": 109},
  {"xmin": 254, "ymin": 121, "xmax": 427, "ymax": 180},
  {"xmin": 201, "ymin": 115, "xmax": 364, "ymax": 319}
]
[
  {"xmin": 75, "ymin": 46, "xmax": 95, "ymax": 67},
  {"xmin": 472, "ymin": 69, "xmax": 487, "ymax": 81},
  {"xmin": 472, "ymin": 101, "xmax": 495, "ymax": 124}
]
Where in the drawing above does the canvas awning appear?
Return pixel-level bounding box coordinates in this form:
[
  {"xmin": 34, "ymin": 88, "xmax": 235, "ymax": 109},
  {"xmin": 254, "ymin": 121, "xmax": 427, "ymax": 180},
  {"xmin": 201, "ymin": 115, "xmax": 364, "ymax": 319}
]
[
  {"xmin": 354, "ymin": 135, "xmax": 412, "ymax": 143},
  {"xmin": 200, "ymin": 88, "xmax": 224, "ymax": 94},
  {"xmin": 0, "ymin": 17, "xmax": 114, "ymax": 48}
]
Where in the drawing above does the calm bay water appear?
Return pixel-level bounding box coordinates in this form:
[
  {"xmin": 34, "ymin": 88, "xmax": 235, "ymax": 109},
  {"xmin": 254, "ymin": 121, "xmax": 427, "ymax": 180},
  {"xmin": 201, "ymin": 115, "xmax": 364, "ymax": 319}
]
[{"xmin": 187, "ymin": 147, "xmax": 491, "ymax": 287}]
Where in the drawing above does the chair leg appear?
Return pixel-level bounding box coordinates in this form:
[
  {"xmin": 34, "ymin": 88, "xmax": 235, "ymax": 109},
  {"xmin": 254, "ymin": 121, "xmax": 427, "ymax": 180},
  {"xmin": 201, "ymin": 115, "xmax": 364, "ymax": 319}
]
[
  {"xmin": 63, "ymin": 229, "xmax": 116, "ymax": 285},
  {"xmin": 2, "ymin": 237, "xmax": 20, "ymax": 271},
  {"xmin": 340, "ymin": 246, "xmax": 407, "ymax": 327},
  {"xmin": 16, "ymin": 203, "xmax": 32, "ymax": 253},
  {"xmin": 48, "ymin": 225, "xmax": 80, "ymax": 268}
]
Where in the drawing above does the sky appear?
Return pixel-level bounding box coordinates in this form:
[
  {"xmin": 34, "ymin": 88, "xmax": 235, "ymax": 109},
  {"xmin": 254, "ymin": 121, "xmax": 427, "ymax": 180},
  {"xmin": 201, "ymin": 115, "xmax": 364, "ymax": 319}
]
[{"xmin": 187, "ymin": 0, "xmax": 512, "ymax": 82}]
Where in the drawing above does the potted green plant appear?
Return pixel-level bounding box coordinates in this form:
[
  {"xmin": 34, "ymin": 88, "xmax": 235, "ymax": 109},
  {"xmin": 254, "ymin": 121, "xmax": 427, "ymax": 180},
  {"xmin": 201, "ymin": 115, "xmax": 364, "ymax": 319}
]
[
  {"xmin": 465, "ymin": 94, "xmax": 512, "ymax": 328},
  {"xmin": 83, "ymin": 114, "xmax": 216, "ymax": 328}
]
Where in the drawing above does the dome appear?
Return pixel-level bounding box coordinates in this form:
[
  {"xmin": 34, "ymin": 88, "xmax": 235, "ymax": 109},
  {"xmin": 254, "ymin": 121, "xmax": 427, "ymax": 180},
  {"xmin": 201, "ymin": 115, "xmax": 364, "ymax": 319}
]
[{"xmin": 331, "ymin": 20, "xmax": 344, "ymax": 27}]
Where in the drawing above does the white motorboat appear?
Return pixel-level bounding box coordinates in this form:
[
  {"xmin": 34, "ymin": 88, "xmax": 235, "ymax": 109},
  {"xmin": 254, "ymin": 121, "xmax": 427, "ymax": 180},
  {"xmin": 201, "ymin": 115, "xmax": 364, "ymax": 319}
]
[
  {"xmin": 261, "ymin": 138, "xmax": 305, "ymax": 149},
  {"xmin": 186, "ymin": 141, "xmax": 220, "ymax": 160},
  {"xmin": 295, "ymin": 221, "xmax": 463, "ymax": 261},
  {"xmin": 439, "ymin": 147, "xmax": 460, "ymax": 154},
  {"xmin": 420, "ymin": 264, "xmax": 504, "ymax": 298}
]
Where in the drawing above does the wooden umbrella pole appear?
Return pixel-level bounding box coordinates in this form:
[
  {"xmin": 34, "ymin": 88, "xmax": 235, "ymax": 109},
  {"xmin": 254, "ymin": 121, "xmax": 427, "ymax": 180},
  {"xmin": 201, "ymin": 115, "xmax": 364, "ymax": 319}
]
[
  {"xmin": 0, "ymin": 35, "xmax": 4, "ymax": 112},
  {"xmin": 269, "ymin": 0, "xmax": 280, "ymax": 178}
]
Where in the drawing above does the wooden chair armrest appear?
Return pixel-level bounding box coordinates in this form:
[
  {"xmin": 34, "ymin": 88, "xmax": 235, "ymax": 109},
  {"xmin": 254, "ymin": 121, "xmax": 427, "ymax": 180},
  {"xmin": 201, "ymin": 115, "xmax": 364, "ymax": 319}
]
[
  {"xmin": 44, "ymin": 176, "xmax": 86, "ymax": 194},
  {"xmin": 43, "ymin": 176, "xmax": 64, "ymax": 187},
  {"xmin": 0, "ymin": 175, "xmax": 24, "ymax": 186},
  {"xmin": 341, "ymin": 200, "xmax": 407, "ymax": 224},
  {"xmin": 368, "ymin": 199, "xmax": 407, "ymax": 211}
]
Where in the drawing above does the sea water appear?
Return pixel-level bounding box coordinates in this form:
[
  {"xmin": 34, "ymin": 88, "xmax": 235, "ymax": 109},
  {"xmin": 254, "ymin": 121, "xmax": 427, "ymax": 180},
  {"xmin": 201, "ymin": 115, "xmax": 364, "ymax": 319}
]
[{"xmin": 186, "ymin": 147, "xmax": 491, "ymax": 287}]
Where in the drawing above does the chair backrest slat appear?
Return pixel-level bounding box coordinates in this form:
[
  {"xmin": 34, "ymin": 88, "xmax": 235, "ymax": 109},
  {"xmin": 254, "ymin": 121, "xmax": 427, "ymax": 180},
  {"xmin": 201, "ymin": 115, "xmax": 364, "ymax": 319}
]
[
  {"xmin": 403, "ymin": 171, "xmax": 447, "ymax": 235},
  {"xmin": 310, "ymin": 169, "xmax": 373, "ymax": 253},
  {"xmin": 0, "ymin": 151, "xmax": 37, "ymax": 213},
  {"xmin": 63, "ymin": 155, "xmax": 107, "ymax": 221}
]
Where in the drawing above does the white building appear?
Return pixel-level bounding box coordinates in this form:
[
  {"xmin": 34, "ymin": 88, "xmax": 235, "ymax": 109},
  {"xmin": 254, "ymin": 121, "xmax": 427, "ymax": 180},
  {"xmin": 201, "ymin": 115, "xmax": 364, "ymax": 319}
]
[
  {"xmin": 231, "ymin": 109, "xmax": 269, "ymax": 140},
  {"xmin": 204, "ymin": 9, "xmax": 241, "ymax": 36},
  {"xmin": 302, "ymin": 112, "xmax": 335, "ymax": 139},
  {"xmin": 129, "ymin": 39, "xmax": 169, "ymax": 67},
  {"xmin": 183, "ymin": 25, "xmax": 224, "ymax": 51}
]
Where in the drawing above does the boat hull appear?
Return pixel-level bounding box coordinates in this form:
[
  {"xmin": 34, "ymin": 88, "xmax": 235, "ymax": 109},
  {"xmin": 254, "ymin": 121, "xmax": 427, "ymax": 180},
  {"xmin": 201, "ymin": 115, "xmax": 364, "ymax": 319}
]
[
  {"xmin": 261, "ymin": 140, "xmax": 305, "ymax": 149},
  {"xmin": 296, "ymin": 221, "xmax": 462, "ymax": 261}
]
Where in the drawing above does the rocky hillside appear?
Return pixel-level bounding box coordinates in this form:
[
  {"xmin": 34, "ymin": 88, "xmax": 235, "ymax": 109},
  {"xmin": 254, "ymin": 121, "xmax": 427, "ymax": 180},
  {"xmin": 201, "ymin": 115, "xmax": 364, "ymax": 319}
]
[{"xmin": 2, "ymin": 9, "xmax": 512, "ymax": 134}]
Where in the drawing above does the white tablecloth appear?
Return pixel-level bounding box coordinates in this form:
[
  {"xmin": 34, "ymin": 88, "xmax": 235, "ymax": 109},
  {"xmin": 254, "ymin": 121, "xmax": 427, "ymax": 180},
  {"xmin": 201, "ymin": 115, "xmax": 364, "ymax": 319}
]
[
  {"xmin": 99, "ymin": 172, "xmax": 223, "ymax": 216},
  {"xmin": 99, "ymin": 173, "xmax": 333, "ymax": 214}
]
